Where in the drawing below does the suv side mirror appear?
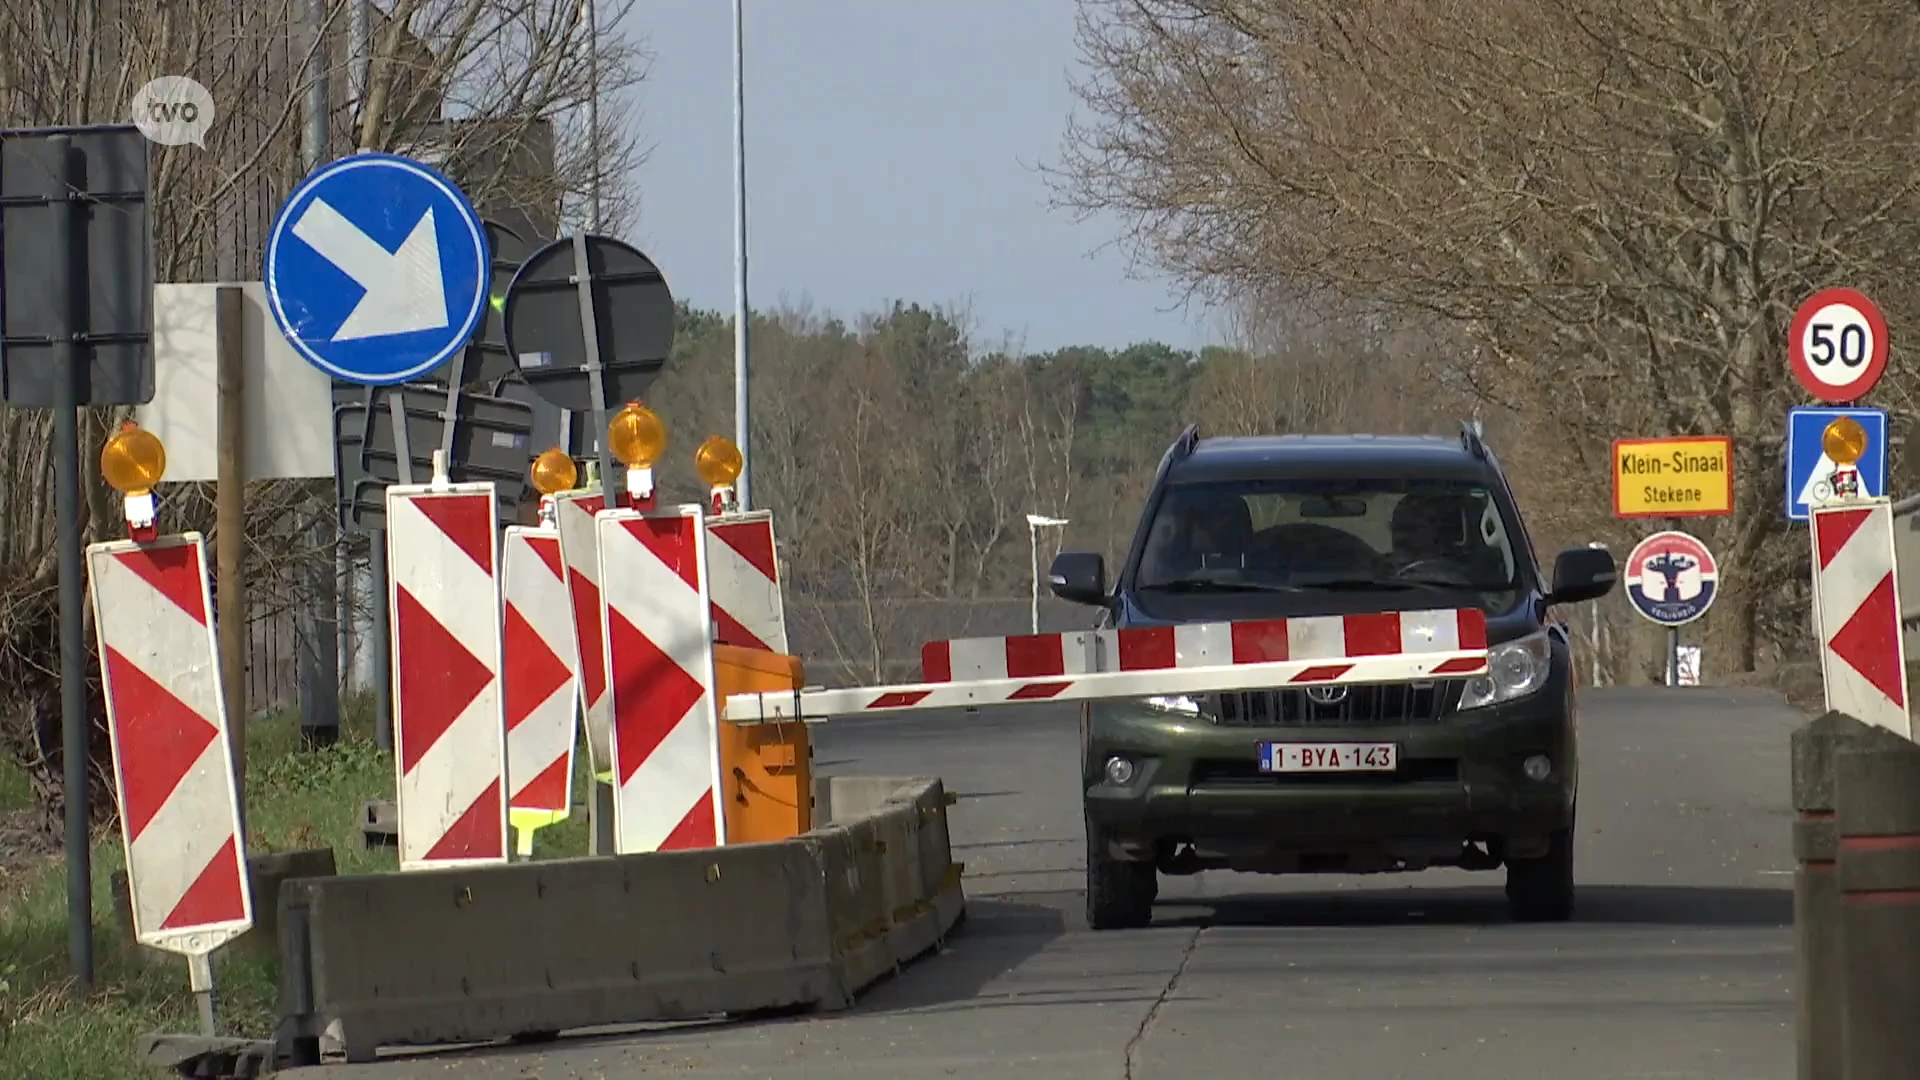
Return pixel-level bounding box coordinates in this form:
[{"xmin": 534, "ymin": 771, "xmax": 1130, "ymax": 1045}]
[
  {"xmin": 1048, "ymin": 551, "xmax": 1108, "ymax": 606},
  {"xmin": 1549, "ymin": 546, "xmax": 1617, "ymax": 605}
]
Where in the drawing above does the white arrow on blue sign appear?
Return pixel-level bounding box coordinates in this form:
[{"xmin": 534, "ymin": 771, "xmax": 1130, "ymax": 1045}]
[
  {"xmin": 1785, "ymin": 405, "xmax": 1889, "ymax": 521},
  {"xmin": 263, "ymin": 152, "xmax": 490, "ymax": 386}
]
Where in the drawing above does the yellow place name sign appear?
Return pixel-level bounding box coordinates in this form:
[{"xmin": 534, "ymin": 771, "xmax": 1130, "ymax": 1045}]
[{"xmin": 1612, "ymin": 436, "xmax": 1733, "ymax": 518}]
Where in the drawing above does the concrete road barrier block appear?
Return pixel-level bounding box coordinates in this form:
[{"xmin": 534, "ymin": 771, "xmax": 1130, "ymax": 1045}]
[
  {"xmin": 810, "ymin": 777, "xmax": 965, "ymax": 1002},
  {"xmin": 273, "ymin": 776, "xmax": 964, "ymax": 1064},
  {"xmin": 1789, "ymin": 711, "xmax": 1909, "ymax": 1080},
  {"xmin": 1835, "ymin": 737, "xmax": 1920, "ymax": 1078}
]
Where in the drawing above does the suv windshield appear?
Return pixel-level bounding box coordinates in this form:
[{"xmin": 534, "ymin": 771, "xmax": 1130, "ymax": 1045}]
[{"xmin": 1134, "ymin": 475, "xmax": 1524, "ymax": 611}]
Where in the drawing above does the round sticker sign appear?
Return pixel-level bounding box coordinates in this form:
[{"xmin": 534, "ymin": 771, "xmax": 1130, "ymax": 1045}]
[{"xmin": 1624, "ymin": 531, "xmax": 1718, "ymax": 627}]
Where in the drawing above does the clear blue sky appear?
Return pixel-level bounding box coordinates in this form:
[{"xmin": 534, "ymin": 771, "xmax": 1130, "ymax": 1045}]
[{"xmin": 617, "ymin": 0, "xmax": 1220, "ymax": 354}]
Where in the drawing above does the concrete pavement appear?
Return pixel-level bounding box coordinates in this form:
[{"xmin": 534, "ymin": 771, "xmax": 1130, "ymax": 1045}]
[{"xmin": 289, "ymin": 686, "xmax": 1800, "ymax": 1078}]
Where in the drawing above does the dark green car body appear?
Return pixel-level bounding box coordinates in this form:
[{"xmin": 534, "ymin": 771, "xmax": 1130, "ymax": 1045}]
[{"xmin": 1047, "ymin": 426, "xmax": 1617, "ymax": 928}]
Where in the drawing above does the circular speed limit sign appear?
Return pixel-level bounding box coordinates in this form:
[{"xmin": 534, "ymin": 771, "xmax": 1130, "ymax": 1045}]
[{"xmin": 1789, "ymin": 287, "xmax": 1889, "ymax": 403}]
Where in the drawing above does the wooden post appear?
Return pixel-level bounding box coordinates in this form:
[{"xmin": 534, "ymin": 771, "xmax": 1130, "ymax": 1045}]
[{"xmin": 214, "ymin": 285, "xmax": 248, "ymax": 819}]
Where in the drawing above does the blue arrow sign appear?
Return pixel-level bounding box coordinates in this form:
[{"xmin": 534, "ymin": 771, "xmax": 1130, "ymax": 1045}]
[
  {"xmin": 1786, "ymin": 405, "xmax": 1889, "ymax": 521},
  {"xmin": 263, "ymin": 153, "xmax": 490, "ymax": 385}
]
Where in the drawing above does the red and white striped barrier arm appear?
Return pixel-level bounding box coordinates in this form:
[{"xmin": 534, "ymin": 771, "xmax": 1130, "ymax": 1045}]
[
  {"xmin": 725, "ymin": 608, "xmax": 1489, "ymax": 723},
  {"xmin": 921, "ymin": 608, "xmax": 1486, "ymax": 682}
]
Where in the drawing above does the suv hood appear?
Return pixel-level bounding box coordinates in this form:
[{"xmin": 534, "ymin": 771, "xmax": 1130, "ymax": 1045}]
[{"xmin": 1113, "ymin": 589, "xmax": 1540, "ymax": 646}]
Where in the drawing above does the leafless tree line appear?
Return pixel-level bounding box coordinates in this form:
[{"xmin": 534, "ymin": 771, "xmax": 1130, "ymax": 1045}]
[{"xmin": 1053, "ymin": 0, "xmax": 1920, "ymax": 677}]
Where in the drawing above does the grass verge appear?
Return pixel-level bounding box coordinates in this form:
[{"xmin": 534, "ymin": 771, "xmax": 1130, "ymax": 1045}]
[{"xmin": 0, "ymin": 694, "xmax": 592, "ymax": 1079}]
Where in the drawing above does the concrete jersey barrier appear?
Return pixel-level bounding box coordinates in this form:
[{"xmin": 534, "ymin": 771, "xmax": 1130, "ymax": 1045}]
[{"xmin": 271, "ymin": 775, "xmax": 964, "ymax": 1066}]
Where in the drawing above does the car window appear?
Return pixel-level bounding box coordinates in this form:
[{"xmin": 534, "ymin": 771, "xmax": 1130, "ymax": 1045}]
[{"xmin": 1134, "ymin": 475, "xmax": 1524, "ymax": 610}]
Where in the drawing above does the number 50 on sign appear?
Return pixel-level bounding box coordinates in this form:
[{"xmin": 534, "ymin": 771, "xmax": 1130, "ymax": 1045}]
[{"xmin": 1790, "ymin": 287, "xmax": 1889, "ymax": 405}]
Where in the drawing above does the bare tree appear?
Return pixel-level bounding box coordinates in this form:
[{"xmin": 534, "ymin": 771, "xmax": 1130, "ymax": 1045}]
[{"xmin": 1054, "ymin": 0, "xmax": 1920, "ymax": 672}]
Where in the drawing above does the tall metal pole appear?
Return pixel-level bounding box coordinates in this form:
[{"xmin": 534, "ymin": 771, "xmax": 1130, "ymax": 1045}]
[
  {"xmin": 300, "ymin": 0, "xmax": 341, "ymax": 747},
  {"xmin": 343, "ymin": 0, "xmax": 391, "ymax": 752},
  {"xmin": 731, "ymin": 0, "xmax": 753, "ymax": 508},
  {"xmin": 1587, "ymin": 540, "xmax": 1606, "ymax": 687},
  {"xmin": 50, "ymin": 134, "xmax": 94, "ymax": 992},
  {"xmin": 585, "ymin": 0, "xmax": 601, "ymax": 231},
  {"xmin": 1029, "ymin": 523, "xmax": 1041, "ymax": 636},
  {"xmin": 562, "ymin": 0, "xmax": 602, "ymax": 461}
]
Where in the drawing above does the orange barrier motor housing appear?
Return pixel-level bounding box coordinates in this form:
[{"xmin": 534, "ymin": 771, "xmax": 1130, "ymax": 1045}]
[{"xmin": 712, "ymin": 644, "xmax": 813, "ymax": 844}]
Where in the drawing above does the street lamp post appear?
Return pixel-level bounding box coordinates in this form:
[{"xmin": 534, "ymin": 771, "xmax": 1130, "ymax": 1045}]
[
  {"xmin": 1026, "ymin": 513, "xmax": 1070, "ymax": 635},
  {"xmin": 1587, "ymin": 540, "xmax": 1608, "ymax": 687},
  {"xmin": 731, "ymin": 0, "xmax": 752, "ymax": 508}
]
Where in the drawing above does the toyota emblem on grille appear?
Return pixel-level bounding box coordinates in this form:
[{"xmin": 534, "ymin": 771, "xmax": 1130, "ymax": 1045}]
[{"xmin": 1306, "ymin": 686, "xmax": 1349, "ymax": 706}]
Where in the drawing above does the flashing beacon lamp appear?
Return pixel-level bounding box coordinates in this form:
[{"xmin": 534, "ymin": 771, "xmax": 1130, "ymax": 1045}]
[
  {"xmin": 606, "ymin": 400, "xmax": 666, "ymax": 509},
  {"xmin": 1817, "ymin": 416, "xmax": 1869, "ymax": 503},
  {"xmin": 100, "ymin": 421, "xmax": 167, "ymax": 543},
  {"xmin": 695, "ymin": 435, "xmax": 745, "ymax": 515},
  {"xmin": 528, "ymin": 446, "xmax": 578, "ymax": 527}
]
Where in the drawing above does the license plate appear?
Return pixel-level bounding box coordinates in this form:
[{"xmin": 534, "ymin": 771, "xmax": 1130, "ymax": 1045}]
[{"xmin": 1258, "ymin": 742, "xmax": 1398, "ymax": 773}]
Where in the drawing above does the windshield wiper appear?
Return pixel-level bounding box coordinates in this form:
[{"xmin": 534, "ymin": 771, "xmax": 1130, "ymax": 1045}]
[
  {"xmin": 1296, "ymin": 576, "xmax": 1422, "ymax": 591},
  {"xmin": 1145, "ymin": 578, "xmax": 1304, "ymax": 594},
  {"xmin": 1302, "ymin": 575, "xmax": 1508, "ymax": 592}
]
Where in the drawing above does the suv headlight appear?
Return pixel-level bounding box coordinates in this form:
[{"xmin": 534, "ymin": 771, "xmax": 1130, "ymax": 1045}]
[
  {"xmin": 1141, "ymin": 694, "xmax": 1202, "ymax": 716},
  {"xmin": 1457, "ymin": 630, "xmax": 1552, "ymax": 711}
]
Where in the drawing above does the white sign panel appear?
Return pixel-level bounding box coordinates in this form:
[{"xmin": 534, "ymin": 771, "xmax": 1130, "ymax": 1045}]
[{"xmin": 137, "ymin": 282, "xmax": 335, "ymax": 482}]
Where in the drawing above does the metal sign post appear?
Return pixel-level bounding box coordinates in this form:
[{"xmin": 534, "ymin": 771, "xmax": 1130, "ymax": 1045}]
[
  {"xmin": 0, "ymin": 124, "xmax": 157, "ymax": 992},
  {"xmin": 502, "ymin": 233, "xmax": 677, "ymax": 503}
]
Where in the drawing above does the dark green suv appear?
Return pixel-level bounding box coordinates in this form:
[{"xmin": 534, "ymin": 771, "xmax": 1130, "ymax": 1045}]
[{"xmin": 1047, "ymin": 425, "xmax": 1617, "ymax": 929}]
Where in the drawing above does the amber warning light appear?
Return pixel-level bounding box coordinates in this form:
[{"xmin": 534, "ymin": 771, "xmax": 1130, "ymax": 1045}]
[
  {"xmin": 607, "ymin": 401, "xmax": 666, "ymax": 505},
  {"xmin": 696, "ymin": 435, "xmax": 744, "ymax": 514},
  {"xmin": 101, "ymin": 421, "xmax": 168, "ymax": 540},
  {"xmin": 1823, "ymin": 417, "xmax": 1868, "ymax": 466},
  {"xmin": 1813, "ymin": 417, "xmax": 1869, "ymax": 503},
  {"xmin": 528, "ymin": 447, "xmax": 578, "ymax": 527}
]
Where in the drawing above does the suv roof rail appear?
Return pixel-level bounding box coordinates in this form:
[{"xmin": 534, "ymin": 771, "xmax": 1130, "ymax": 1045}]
[
  {"xmin": 1459, "ymin": 420, "xmax": 1487, "ymax": 460},
  {"xmin": 1170, "ymin": 423, "xmax": 1200, "ymax": 461}
]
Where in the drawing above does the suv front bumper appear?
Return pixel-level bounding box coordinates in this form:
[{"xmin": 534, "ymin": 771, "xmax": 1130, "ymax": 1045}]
[{"xmin": 1083, "ymin": 682, "xmax": 1576, "ymax": 868}]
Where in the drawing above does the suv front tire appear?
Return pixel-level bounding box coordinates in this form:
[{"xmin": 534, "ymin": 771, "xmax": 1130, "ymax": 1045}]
[
  {"xmin": 1085, "ymin": 815, "xmax": 1157, "ymax": 930},
  {"xmin": 1504, "ymin": 827, "xmax": 1574, "ymax": 922}
]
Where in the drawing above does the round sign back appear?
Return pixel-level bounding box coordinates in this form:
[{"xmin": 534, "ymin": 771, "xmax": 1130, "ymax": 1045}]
[{"xmin": 1623, "ymin": 531, "xmax": 1719, "ymax": 627}]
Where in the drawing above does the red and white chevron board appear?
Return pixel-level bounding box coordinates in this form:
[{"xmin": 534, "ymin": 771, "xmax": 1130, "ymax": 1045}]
[
  {"xmin": 501, "ymin": 525, "xmax": 579, "ymax": 819},
  {"xmin": 86, "ymin": 533, "xmax": 252, "ymax": 953},
  {"xmin": 922, "ymin": 608, "xmax": 1488, "ymax": 681},
  {"xmin": 386, "ymin": 482, "xmax": 510, "ymax": 869},
  {"xmin": 706, "ymin": 511, "xmax": 788, "ymax": 653},
  {"xmin": 597, "ymin": 504, "xmax": 727, "ymax": 853},
  {"xmin": 726, "ymin": 608, "xmax": 1490, "ymax": 723},
  {"xmin": 554, "ymin": 491, "xmax": 614, "ymax": 774},
  {"xmin": 1812, "ymin": 498, "xmax": 1911, "ymax": 738}
]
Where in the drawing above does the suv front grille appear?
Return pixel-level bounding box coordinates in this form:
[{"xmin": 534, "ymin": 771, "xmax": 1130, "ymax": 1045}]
[{"xmin": 1210, "ymin": 680, "xmax": 1464, "ymax": 726}]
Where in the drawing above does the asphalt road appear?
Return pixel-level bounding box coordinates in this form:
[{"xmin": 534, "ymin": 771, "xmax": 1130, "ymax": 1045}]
[{"xmin": 301, "ymin": 686, "xmax": 1801, "ymax": 1079}]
